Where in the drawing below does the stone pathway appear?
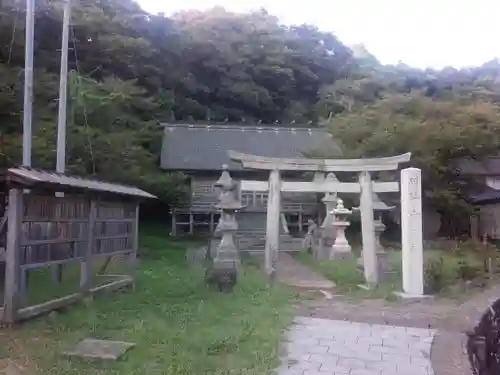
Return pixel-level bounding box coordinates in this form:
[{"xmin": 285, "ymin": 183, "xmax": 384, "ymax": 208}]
[
  {"xmin": 278, "ymin": 317, "xmax": 435, "ymax": 375},
  {"xmin": 267, "ymin": 255, "xmax": 500, "ymax": 375},
  {"xmin": 292, "ymin": 298, "xmax": 473, "ymax": 375},
  {"xmin": 257, "ymin": 252, "xmax": 336, "ymax": 290}
]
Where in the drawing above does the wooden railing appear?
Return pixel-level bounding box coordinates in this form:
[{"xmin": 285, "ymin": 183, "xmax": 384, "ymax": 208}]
[{"xmin": 182, "ymin": 201, "xmax": 318, "ymax": 213}]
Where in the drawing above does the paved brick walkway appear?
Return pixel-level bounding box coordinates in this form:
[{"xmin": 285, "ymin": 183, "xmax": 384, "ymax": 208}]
[
  {"xmin": 292, "ymin": 298, "xmax": 473, "ymax": 375},
  {"xmin": 277, "ymin": 317, "xmax": 436, "ymax": 375},
  {"xmin": 267, "ymin": 255, "xmax": 500, "ymax": 375}
]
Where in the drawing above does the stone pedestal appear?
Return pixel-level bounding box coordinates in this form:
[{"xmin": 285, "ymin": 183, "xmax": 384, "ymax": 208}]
[
  {"xmin": 376, "ymin": 249, "xmax": 393, "ymax": 279},
  {"xmin": 374, "ymin": 219, "xmax": 394, "ymax": 279},
  {"xmin": 205, "ymin": 165, "xmax": 244, "ymax": 292},
  {"xmin": 313, "ymin": 242, "xmax": 330, "ymax": 261},
  {"xmin": 355, "ymin": 195, "xmax": 395, "ymax": 281},
  {"xmin": 358, "ymin": 248, "xmax": 393, "ymax": 280},
  {"xmin": 330, "ymin": 199, "xmax": 354, "ymax": 260},
  {"xmin": 321, "ymin": 189, "xmax": 337, "ymax": 248},
  {"xmin": 374, "ymin": 219, "xmax": 385, "ymax": 252}
]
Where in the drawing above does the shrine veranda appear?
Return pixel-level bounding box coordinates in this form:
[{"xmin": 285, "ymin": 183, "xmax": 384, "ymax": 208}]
[{"xmin": 229, "ymin": 151, "xmax": 425, "ymax": 296}]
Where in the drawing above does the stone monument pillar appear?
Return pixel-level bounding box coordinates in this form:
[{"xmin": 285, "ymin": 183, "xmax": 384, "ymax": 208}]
[
  {"xmin": 398, "ymin": 167, "xmax": 426, "ymax": 298},
  {"xmin": 205, "ymin": 164, "xmax": 244, "ymax": 292},
  {"xmin": 330, "ymin": 198, "xmax": 354, "ymax": 260}
]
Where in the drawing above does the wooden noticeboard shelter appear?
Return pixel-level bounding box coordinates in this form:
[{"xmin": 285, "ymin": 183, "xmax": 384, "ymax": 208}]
[{"xmin": 0, "ymin": 167, "xmax": 155, "ymax": 323}]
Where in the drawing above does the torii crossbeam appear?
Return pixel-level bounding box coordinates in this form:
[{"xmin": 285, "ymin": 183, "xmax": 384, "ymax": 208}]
[{"xmin": 229, "ymin": 150, "xmax": 412, "ymax": 286}]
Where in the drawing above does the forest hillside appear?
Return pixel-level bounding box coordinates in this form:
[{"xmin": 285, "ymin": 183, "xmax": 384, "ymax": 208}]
[{"xmin": 1, "ymin": 0, "xmax": 500, "ymax": 221}]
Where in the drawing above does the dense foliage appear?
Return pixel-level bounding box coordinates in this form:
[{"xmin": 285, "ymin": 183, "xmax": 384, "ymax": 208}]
[
  {"xmin": 325, "ymin": 48, "xmax": 500, "ymax": 232},
  {"xmin": 1, "ymin": 0, "xmax": 500, "ymax": 222},
  {"xmin": 0, "ymin": 0, "xmax": 351, "ymax": 205}
]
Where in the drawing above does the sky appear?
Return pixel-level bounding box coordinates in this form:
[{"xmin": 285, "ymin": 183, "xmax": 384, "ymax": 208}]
[{"xmin": 137, "ymin": 0, "xmax": 499, "ymax": 69}]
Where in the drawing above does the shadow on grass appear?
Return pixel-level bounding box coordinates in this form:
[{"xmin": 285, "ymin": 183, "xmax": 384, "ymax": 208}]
[{"xmin": 3, "ymin": 224, "xmax": 296, "ymax": 375}]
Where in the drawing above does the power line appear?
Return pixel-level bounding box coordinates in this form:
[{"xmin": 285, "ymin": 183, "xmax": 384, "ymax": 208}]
[
  {"xmin": 70, "ymin": 24, "xmax": 96, "ymax": 174},
  {"xmin": 7, "ymin": 3, "xmax": 19, "ymax": 65}
]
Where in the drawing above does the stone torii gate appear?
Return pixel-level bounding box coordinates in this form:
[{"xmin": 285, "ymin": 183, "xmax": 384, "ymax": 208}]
[{"xmin": 229, "ymin": 150, "xmax": 412, "ymax": 287}]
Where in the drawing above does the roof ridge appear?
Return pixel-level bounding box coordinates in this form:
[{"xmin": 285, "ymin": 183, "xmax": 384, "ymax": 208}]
[{"xmin": 162, "ymin": 123, "xmax": 327, "ymax": 132}]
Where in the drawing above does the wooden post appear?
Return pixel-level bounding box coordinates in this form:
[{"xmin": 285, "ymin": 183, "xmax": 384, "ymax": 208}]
[
  {"xmin": 4, "ymin": 188, "xmax": 23, "ymax": 323},
  {"xmin": 265, "ymin": 169, "xmax": 281, "ymax": 283},
  {"xmin": 52, "ymin": 203, "xmax": 63, "ymax": 284},
  {"xmin": 171, "ymin": 209, "xmax": 177, "ymax": 236},
  {"xmin": 80, "ymin": 199, "xmax": 96, "ymax": 295},
  {"xmin": 189, "ymin": 212, "xmax": 194, "ymax": 235},
  {"xmin": 298, "ymin": 210, "xmax": 303, "ymax": 234},
  {"xmin": 128, "ymin": 204, "xmax": 139, "ymax": 290},
  {"xmin": 359, "ymin": 171, "xmax": 378, "ymax": 286},
  {"xmin": 470, "ymin": 214, "xmax": 479, "ymax": 242}
]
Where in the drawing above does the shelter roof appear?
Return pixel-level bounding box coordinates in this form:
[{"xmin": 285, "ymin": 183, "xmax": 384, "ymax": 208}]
[{"xmin": 2, "ymin": 167, "xmax": 156, "ymax": 199}]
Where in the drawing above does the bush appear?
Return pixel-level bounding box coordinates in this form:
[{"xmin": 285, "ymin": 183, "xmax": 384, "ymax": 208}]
[{"xmin": 424, "ymin": 256, "xmax": 447, "ymax": 293}]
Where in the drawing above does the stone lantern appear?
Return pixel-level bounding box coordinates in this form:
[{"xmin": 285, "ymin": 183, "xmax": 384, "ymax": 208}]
[
  {"xmin": 330, "ymin": 198, "xmax": 354, "ymax": 260},
  {"xmin": 372, "ymin": 194, "xmax": 396, "ymax": 252},
  {"xmin": 205, "ymin": 164, "xmax": 245, "ymax": 292},
  {"xmin": 355, "ymin": 193, "xmax": 395, "ymax": 279},
  {"xmin": 316, "ymin": 173, "xmax": 339, "ymax": 259}
]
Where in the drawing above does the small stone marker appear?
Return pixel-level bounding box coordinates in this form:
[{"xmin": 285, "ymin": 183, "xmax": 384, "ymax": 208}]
[{"xmin": 63, "ymin": 338, "xmax": 135, "ymax": 361}]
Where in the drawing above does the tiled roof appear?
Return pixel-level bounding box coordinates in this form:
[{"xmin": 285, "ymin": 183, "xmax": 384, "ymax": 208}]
[
  {"xmin": 466, "ymin": 185, "xmax": 500, "ymax": 204},
  {"xmin": 453, "ymin": 158, "xmax": 500, "ymax": 175},
  {"xmin": 5, "ymin": 167, "xmax": 156, "ymax": 199},
  {"xmin": 160, "ymin": 124, "xmax": 340, "ymax": 171}
]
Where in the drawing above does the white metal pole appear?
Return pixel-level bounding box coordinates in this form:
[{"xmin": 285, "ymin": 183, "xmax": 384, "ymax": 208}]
[
  {"xmin": 56, "ymin": 0, "xmax": 72, "ymax": 175},
  {"xmin": 53, "ymin": 0, "xmax": 72, "ymax": 283},
  {"xmin": 22, "ymin": 0, "xmax": 35, "ymax": 167}
]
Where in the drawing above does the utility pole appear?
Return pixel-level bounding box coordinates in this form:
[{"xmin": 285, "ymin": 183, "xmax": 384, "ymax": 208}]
[
  {"xmin": 56, "ymin": 0, "xmax": 72, "ymax": 176},
  {"xmin": 22, "ymin": 0, "xmax": 36, "ymax": 167},
  {"xmin": 53, "ymin": 0, "xmax": 72, "ymax": 284}
]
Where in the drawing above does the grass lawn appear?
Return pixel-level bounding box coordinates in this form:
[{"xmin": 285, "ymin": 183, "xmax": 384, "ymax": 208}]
[
  {"xmin": 294, "ymin": 248, "xmax": 490, "ymax": 301},
  {"xmin": 1, "ymin": 225, "xmax": 295, "ymax": 375}
]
